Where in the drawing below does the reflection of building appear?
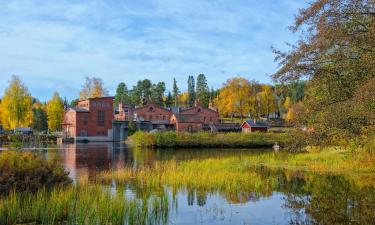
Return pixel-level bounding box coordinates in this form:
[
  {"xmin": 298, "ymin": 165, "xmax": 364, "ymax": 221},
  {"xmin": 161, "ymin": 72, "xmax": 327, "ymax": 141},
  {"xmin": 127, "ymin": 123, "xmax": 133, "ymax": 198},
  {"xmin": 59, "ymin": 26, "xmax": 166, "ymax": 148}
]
[{"xmin": 62, "ymin": 97, "xmax": 128, "ymax": 142}]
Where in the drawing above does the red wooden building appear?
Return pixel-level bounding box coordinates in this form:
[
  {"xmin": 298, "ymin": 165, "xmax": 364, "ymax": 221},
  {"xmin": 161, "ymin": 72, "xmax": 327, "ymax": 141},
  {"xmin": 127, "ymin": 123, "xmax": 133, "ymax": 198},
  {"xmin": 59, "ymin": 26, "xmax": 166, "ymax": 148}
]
[{"xmin": 241, "ymin": 120, "xmax": 269, "ymax": 133}]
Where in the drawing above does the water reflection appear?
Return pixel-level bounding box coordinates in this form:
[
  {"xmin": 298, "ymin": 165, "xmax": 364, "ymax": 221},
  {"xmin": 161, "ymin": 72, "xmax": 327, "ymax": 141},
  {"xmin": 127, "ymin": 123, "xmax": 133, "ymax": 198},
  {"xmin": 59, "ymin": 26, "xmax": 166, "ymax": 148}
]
[{"xmin": 51, "ymin": 144, "xmax": 375, "ymax": 225}]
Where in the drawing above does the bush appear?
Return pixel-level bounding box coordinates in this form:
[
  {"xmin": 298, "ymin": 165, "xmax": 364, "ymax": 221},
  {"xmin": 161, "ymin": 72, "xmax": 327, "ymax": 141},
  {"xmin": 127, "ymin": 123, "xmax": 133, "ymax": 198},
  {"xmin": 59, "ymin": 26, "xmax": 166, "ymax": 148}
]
[
  {"xmin": 131, "ymin": 131, "xmax": 291, "ymax": 148},
  {"xmin": 0, "ymin": 151, "xmax": 71, "ymax": 194}
]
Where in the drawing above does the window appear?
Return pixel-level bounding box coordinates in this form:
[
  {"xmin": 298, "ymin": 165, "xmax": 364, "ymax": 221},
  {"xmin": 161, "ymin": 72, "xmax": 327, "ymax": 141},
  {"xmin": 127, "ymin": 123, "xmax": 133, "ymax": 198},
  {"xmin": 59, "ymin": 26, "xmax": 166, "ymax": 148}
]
[
  {"xmin": 149, "ymin": 107, "xmax": 153, "ymax": 111},
  {"xmin": 97, "ymin": 110, "xmax": 105, "ymax": 126},
  {"xmin": 163, "ymin": 115, "xmax": 166, "ymax": 120},
  {"xmin": 197, "ymin": 108, "xmax": 201, "ymax": 112},
  {"xmin": 80, "ymin": 130, "xmax": 87, "ymax": 137},
  {"xmin": 93, "ymin": 103, "xmax": 97, "ymax": 107}
]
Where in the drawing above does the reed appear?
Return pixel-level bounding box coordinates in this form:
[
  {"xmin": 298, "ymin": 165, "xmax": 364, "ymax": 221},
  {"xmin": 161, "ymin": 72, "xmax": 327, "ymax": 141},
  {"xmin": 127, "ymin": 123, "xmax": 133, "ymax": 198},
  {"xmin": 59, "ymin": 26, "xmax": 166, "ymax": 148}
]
[{"xmin": 0, "ymin": 184, "xmax": 169, "ymax": 225}]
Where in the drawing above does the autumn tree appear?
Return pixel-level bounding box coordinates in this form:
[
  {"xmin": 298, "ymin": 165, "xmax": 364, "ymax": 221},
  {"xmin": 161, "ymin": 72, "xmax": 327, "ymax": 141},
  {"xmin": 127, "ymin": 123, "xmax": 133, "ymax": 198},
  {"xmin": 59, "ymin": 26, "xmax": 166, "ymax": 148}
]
[
  {"xmin": 79, "ymin": 77, "xmax": 108, "ymax": 100},
  {"xmin": 258, "ymin": 85, "xmax": 277, "ymax": 119},
  {"xmin": 0, "ymin": 75, "xmax": 33, "ymax": 129},
  {"xmin": 215, "ymin": 77, "xmax": 252, "ymax": 119},
  {"xmin": 46, "ymin": 92, "xmax": 64, "ymax": 132},
  {"xmin": 273, "ymin": 0, "xmax": 375, "ymax": 144}
]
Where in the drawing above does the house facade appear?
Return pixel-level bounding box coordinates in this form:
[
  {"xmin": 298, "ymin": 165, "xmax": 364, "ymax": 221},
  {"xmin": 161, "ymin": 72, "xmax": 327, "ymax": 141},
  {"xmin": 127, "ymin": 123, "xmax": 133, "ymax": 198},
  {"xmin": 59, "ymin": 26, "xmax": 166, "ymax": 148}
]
[{"xmin": 62, "ymin": 97, "xmax": 127, "ymax": 142}]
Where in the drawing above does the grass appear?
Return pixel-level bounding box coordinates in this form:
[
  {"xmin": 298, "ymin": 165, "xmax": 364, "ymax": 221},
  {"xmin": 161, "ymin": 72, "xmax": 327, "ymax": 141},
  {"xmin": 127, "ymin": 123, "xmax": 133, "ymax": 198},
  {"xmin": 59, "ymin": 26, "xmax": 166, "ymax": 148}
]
[
  {"xmin": 100, "ymin": 147, "xmax": 375, "ymax": 195},
  {"xmin": 131, "ymin": 131, "xmax": 291, "ymax": 148},
  {"xmin": 0, "ymin": 184, "xmax": 169, "ymax": 225}
]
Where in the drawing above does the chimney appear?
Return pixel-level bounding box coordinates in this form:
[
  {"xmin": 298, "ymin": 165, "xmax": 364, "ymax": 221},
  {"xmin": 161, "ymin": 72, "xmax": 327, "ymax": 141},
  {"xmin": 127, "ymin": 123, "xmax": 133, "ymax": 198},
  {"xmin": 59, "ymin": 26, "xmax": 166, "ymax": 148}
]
[
  {"xmin": 253, "ymin": 118, "xmax": 257, "ymax": 124},
  {"xmin": 195, "ymin": 99, "xmax": 202, "ymax": 107}
]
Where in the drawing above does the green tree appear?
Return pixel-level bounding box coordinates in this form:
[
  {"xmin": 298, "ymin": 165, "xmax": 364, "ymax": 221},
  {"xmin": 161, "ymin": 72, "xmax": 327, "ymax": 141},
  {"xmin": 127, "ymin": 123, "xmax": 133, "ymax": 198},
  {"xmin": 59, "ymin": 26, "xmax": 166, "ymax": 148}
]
[
  {"xmin": 187, "ymin": 76, "xmax": 195, "ymax": 107},
  {"xmin": 165, "ymin": 91, "xmax": 173, "ymax": 107},
  {"xmin": 172, "ymin": 78, "xmax": 179, "ymax": 107},
  {"xmin": 46, "ymin": 92, "xmax": 64, "ymax": 132},
  {"xmin": 114, "ymin": 82, "xmax": 130, "ymax": 108},
  {"xmin": 32, "ymin": 101, "xmax": 48, "ymax": 132},
  {"xmin": 150, "ymin": 82, "xmax": 166, "ymax": 106},
  {"xmin": 196, "ymin": 74, "xmax": 210, "ymax": 107},
  {"xmin": 0, "ymin": 75, "xmax": 33, "ymax": 129}
]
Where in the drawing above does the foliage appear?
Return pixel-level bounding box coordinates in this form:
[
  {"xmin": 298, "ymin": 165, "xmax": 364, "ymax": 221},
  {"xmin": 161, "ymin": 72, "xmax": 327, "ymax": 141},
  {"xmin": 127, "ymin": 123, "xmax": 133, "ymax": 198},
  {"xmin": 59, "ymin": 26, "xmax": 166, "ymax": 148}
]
[
  {"xmin": 172, "ymin": 78, "xmax": 179, "ymax": 107},
  {"xmin": 165, "ymin": 91, "xmax": 173, "ymax": 107},
  {"xmin": 215, "ymin": 77, "xmax": 253, "ymax": 118},
  {"xmin": 0, "ymin": 151, "xmax": 71, "ymax": 195},
  {"xmin": 79, "ymin": 77, "xmax": 108, "ymax": 100},
  {"xmin": 258, "ymin": 85, "xmax": 277, "ymax": 118},
  {"xmin": 150, "ymin": 82, "xmax": 166, "ymax": 106},
  {"xmin": 46, "ymin": 92, "xmax": 64, "ymax": 132},
  {"xmin": 273, "ymin": 0, "xmax": 375, "ymax": 146},
  {"xmin": 131, "ymin": 131, "xmax": 290, "ymax": 148},
  {"xmin": 114, "ymin": 82, "xmax": 130, "ymax": 108},
  {"xmin": 196, "ymin": 74, "xmax": 210, "ymax": 107},
  {"xmin": 32, "ymin": 101, "xmax": 48, "ymax": 132},
  {"xmin": 187, "ymin": 75, "xmax": 195, "ymax": 107},
  {"xmin": 0, "ymin": 75, "xmax": 33, "ymax": 129}
]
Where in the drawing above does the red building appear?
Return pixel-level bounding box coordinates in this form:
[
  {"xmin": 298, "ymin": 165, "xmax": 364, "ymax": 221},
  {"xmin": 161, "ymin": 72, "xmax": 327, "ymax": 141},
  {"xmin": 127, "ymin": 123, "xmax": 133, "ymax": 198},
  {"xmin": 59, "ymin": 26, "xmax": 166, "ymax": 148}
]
[
  {"xmin": 62, "ymin": 97, "xmax": 117, "ymax": 141},
  {"xmin": 241, "ymin": 120, "xmax": 268, "ymax": 133}
]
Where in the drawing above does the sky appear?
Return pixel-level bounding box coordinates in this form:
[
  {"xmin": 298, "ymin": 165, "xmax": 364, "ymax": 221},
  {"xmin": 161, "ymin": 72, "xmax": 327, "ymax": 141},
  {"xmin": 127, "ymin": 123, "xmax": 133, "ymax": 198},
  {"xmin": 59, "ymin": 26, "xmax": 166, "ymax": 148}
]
[{"xmin": 0, "ymin": 0, "xmax": 307, "ymax": 101}]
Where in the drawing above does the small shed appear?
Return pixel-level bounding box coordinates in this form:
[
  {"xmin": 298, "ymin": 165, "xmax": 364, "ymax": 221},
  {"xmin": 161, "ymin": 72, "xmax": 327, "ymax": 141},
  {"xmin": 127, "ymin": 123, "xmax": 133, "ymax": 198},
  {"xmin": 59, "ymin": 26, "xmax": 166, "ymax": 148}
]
[{"xmin": 241, "ymin": 120, "xmax": 268, "ymax": 133}]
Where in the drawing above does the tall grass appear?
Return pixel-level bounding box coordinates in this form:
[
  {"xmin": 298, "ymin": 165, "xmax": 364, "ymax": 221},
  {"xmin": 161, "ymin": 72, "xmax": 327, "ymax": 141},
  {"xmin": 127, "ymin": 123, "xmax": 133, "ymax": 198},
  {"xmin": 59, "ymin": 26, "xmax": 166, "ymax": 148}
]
[
  {"xmin": 132, "ymin": 131, "xmax": 291, "ymax": 148},
  {"xmin": 0, "ymin": 184, "xmax": 169, "ymax": 225}
]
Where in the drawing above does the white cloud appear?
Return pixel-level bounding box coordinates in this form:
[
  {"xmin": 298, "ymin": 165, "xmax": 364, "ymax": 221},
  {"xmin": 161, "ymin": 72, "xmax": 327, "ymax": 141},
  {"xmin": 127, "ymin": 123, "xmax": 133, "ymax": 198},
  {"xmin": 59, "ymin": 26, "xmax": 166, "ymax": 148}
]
[{"xmin": 0, "ymin": 0, "xmax": 307, "ymax": 101}]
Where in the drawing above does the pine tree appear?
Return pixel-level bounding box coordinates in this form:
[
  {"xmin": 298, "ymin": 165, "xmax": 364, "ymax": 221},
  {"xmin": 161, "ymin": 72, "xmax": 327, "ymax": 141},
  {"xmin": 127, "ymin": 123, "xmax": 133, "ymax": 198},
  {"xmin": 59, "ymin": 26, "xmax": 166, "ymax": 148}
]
[
  {"xmin": 172, "ymin": 78, "xmax": 179, "ymax": 107},
  {"xmin": 114, "ymin": 82, "xmax": 130, "ymax": 107},
  {"xmin": 196, "ymin": 74, "xmax": 209, "ymax": 107},
  {"xmin": 187, "ymin": 76, "xmax": 195, "ymax": 107}
]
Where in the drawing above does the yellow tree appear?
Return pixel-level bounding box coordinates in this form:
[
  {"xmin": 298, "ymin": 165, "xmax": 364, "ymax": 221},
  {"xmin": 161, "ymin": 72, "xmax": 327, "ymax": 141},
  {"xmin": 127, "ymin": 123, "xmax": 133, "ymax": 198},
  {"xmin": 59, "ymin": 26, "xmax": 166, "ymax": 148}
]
[
  {"xmin": 258, "ymin": 85, "xmax": 276, "ymax": 119},
  {"xmin": 215, "ymin": 77, "xmax": 251, "ymax": 118},
  {"xmin": 79, "ymin": 77, "xmax": 108, "ymax": 100},
  {"xmin": 179, "ymin": 92, "xmax": 188, "ymax": 107},
  {"xmin": 0, "ymin": 75, "xmax": 33, "ymax": 129},
  {"xmin": 46, "ymin": 92, "xmax": 64, "ymax": 132}
]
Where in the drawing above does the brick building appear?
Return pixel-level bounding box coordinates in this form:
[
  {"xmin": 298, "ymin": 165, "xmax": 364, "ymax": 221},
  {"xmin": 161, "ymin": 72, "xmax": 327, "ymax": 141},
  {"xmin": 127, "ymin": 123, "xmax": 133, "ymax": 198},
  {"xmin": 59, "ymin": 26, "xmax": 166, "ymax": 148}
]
[
  {"xmin": 62, "ymin": 97, "xmax": 127, "ymax": 142},
  {"xmin": 179, "ymin": 100, "xmax": 220, "ymax": 125}
]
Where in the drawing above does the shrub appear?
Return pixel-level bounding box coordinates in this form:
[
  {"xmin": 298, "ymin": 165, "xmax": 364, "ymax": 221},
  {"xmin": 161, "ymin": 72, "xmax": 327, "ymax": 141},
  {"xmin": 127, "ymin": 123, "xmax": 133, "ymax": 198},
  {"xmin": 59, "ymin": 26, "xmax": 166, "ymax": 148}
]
[{"xmin": 0, "ymin": 151, "xmax": 71, "ymax": 194}]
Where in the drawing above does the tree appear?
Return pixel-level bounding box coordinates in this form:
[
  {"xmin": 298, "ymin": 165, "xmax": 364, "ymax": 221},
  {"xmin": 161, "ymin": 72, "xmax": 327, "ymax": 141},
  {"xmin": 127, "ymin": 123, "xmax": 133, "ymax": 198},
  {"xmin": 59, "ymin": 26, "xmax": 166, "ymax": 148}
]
[
  {"xmin": 172, "ymin": 78, "xmax": 179, "ymax": 107},
  {"xmin": 165, "ymin": 91, "xmax": 173, "ymax": 107},
  {"xmin": 0, "ymin": 75, "xmax": 33, "ymax": 129},
  {"xmin": 79, "ymin": 77, "xmax": 108, "ymax": 100},
  {"xmin": 46, "ymin": 92, "xmax": 64, "ymax": 132},
  {"xmin": 196, "ymin": 74, "xmax": 210, "ymax": 107},
  {"xmin": 141, "ymin": 79, "xmax": 152, "ymax": 104},
  {"xmin": 273, "ymin": 0, "xmax": 375, "ymax": 143},
  {"xmin": 179, "ymin": 92, "xmax": 189, "ymax": 107},
  {"xmin": 150, "ymin": 82, "xmax": 166, "ymax": 106},
  {"xmin": 187, "ymin": 76, "xmax": 195, "ymax": 107},
  {"xmin": 114, "ymin": 82, "xmax": 130, "ymax": 108},
  {"xmin": 215, "ymin": 77, "xmax": 252, "ymax": 119},
  {"xmin": 258, "ymin": 85, "xmax": 277, "ymax": 119},
  {"xmin": 32, "ymin": 101, "xmax": 48, "ymax": 132},
  {"xmin": 70, "ymin": 99, "xmax": 79, "ymax": 107}
]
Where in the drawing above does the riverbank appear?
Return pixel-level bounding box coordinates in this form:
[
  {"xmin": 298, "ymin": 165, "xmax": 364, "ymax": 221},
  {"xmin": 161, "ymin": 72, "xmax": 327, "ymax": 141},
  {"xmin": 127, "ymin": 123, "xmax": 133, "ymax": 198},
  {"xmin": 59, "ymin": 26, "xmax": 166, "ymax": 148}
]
[{"xmin": 130, "ymin": 131, "xmax": 291, "ymax": 148}]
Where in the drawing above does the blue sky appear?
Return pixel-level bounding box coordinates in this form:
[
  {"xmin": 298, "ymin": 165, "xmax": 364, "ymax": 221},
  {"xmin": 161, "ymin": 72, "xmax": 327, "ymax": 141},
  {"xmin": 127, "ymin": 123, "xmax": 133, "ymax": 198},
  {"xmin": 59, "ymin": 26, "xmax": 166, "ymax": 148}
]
[{"xmin": 0, "ymin": 0, "xmax": 307, "ymax": 101}]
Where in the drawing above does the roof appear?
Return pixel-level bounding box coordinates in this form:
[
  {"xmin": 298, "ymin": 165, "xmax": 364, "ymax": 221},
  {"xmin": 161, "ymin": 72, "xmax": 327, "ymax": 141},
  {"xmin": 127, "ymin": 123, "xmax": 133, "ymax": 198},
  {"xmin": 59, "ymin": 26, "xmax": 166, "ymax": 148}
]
[
  {"xmin": 69, "ymin": 107, "xmax": 89, "ymax": 113},
  {"xmin": 180, "ymin": 106, "xmax": 218, "ymax": 114},
  {"xmin": 172, "ymin": 114, "xmax": 202, "ymax": 123},
  {"xmin": 133, "ymin": 103, "xmax": 172, "ymax": 113},
  {"xmin": 78, "ymin": 96, "xmax": 114, "ymax": 102},
  {"xmin": 242, "ymin": 120, "xmax": 269, "ymax": 128}
]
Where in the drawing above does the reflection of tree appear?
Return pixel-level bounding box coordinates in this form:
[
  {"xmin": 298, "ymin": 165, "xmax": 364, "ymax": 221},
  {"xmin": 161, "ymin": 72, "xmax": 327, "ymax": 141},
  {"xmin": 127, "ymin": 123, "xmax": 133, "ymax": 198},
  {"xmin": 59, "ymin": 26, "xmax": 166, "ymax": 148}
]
[
  {"xmin": 196, "ymin": 189, "xmax": 207, "ymax": 207},
  {"xmin": 187, "ymin": 188, "xmax": 195, "ymax": 206},
  {"xmin": 285, "ymin": 175, "xmax": 375, "ymax": 224}
]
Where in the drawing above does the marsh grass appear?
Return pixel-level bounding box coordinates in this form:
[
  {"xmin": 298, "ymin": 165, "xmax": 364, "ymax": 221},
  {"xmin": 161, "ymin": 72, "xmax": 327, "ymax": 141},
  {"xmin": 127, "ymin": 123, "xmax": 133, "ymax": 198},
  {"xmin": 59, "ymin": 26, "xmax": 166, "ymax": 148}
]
[
  {"xmin": 100, "ymin": 147, "xmax": 375, "ymax": 196},
  {"xmin": 131, "ymin": 131, "xmax": 291, "ymax": 148},
  {"xmin": 0, "ymin": 184, "xmax": 169, "ymax": 225}
]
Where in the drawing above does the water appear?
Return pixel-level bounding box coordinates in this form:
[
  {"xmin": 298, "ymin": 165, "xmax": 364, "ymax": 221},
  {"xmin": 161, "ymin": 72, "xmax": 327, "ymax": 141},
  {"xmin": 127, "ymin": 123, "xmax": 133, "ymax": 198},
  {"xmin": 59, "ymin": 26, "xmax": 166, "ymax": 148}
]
[{"xmin": 14, "ymin": 143, "xmax": 375, "ymax": 224}]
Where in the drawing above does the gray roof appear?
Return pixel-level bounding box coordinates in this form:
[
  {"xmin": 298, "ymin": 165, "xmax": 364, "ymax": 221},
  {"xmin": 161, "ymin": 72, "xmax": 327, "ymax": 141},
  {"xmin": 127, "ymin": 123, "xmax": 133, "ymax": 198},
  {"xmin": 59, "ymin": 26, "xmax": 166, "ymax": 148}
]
[
  {"xmin": 173, "ymin": 114, "xmax": 202, "ymax": 123},
  {"xmin": 244, "ymin": 120, "xmax": 269, "ymax": 128},
  {"xmin": 70, "ymin": 107, "xmax": 89, "ymax": 112}
]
